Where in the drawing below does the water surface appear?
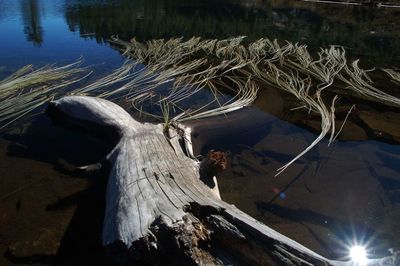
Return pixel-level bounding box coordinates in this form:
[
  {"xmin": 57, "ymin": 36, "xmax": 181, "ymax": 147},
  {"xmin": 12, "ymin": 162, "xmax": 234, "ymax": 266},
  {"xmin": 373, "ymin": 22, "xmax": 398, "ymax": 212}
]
[{"xmin": 1, "ymin": 0, "xmax": 400, "ymax": 264}]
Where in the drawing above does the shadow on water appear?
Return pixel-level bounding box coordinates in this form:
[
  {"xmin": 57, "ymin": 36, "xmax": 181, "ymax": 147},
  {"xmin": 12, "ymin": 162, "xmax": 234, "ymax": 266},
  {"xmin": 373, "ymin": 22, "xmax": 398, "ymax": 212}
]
[
  {"xmin": 4, "ymin": 169, "xmax": 107, "ymax": 265},
  {"xmin": 1, "ymin": 115, "xmax": 113, "ymax": 265},
  {"xmin": 366, "ymin": 159, "xmax": 400, "ymax": 205},
  {"xmin": 4, "ymin": 251, "xmax": 54, "ymax": 265},
  {"xmin": 189, "ymin": 107, "xmax": 273, "ymax": 154},
  {"xmin": 4, "ymin": 116, "xmax": 113, "ymax": 167},
  {"xmin": 50, "ymin": 169, "xmax": 108, "ymax": 266}
]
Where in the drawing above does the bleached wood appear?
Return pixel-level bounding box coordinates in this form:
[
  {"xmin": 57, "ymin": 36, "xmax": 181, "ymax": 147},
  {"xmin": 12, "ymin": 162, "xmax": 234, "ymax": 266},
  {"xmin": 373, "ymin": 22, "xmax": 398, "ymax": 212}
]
[{"xmin": 48, "ymin": 96, "xmax": 399, "ymax": 266}]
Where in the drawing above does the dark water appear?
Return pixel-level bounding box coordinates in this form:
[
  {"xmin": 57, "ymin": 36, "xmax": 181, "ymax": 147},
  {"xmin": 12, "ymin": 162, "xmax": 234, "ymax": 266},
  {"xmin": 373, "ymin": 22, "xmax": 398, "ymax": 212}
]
[{"xmin": 1, "ymin": 0, "xmax": 400, "ymax": 264}]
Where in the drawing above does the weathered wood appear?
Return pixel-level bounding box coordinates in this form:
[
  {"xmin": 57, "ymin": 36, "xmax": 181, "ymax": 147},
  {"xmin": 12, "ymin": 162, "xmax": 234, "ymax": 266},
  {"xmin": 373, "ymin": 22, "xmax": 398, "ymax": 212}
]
[{"xmin": 47, "ymin": 96, "xmax": 399, "ymax": 266}]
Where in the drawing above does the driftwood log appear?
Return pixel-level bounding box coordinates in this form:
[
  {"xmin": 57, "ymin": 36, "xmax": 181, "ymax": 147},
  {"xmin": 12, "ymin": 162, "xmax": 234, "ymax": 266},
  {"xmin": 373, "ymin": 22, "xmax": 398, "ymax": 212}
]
[{"xmin": 47, "ymin": 96, "xmax": 398, "ymax": 266}]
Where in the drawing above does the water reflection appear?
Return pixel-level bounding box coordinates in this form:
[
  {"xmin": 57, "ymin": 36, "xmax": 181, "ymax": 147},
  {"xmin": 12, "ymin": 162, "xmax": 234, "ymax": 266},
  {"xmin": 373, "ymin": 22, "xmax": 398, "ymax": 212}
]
[
  {"xmin": 64, "ymin": 0, "xmax": 400, "ymax": 64},
  {"xmin": 0, "ymin": 0, "xmax": 399, "ymax": 66},
  {"xmin": 0, "ymin": 0, "xmax": 400, "ymax": 263},
  {"xmin": 20, "ymin": 0, "xmax": 43, "ymax": 46}
]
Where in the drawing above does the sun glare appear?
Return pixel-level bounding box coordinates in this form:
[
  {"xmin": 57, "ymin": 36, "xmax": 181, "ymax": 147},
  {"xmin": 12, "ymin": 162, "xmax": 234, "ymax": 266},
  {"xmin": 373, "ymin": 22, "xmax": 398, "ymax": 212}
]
[{"xmin": 349, "ymin": 245, "xmax": 368, "ymax": 265}]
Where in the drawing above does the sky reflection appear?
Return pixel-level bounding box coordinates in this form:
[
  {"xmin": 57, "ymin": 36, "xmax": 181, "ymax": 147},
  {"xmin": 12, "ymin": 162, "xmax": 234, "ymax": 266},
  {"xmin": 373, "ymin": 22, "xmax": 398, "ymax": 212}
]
[{"xmin": 0, "ymin": 0, "xmax": 124, "ymax": 75}]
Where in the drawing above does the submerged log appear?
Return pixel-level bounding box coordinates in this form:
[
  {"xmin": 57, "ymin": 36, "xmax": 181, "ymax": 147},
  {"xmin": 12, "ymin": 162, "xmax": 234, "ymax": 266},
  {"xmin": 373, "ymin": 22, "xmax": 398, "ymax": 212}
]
[{"xmin": 46, "ymin": 96, "xmax": 398, "ymax": 266}]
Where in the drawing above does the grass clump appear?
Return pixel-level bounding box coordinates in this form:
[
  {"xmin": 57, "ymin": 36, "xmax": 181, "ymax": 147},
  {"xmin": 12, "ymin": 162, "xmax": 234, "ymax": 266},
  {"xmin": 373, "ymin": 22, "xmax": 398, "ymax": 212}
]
[
  {"xmin": 0, "ymin": 61, "xmax": 88, "ymax": 130},
  {"xmin": 2, "ymin": 36, "xmax": 399, "ymax": 175},
  {"xmin": 110, "ymin": 36, "xmax": 400, "ymax": 175}
]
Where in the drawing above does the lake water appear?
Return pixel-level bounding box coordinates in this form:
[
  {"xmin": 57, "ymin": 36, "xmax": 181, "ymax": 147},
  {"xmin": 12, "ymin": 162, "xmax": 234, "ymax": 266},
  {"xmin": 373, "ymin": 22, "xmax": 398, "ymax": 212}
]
[{"xmin": 1, "ymin": 0, "xmax": 400, "ymax": 265}]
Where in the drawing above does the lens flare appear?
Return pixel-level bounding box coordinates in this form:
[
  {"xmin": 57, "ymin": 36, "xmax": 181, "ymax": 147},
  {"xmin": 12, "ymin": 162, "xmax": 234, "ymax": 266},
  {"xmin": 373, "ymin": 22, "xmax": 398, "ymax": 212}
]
[{"xmin": 349, "ymin": 245, "xmax": 368, "ymax": 265}]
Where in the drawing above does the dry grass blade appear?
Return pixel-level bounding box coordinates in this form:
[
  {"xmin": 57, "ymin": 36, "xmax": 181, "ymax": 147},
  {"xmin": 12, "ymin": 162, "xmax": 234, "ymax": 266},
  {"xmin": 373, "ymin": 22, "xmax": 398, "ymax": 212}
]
[
  {"xmin": 276, "ymin": 92, "xmax": 336, "ymax": 176},
  {"xmin": 0, "ymin": 61, "xmax": 85, "ymax": 98},
  {"xmin": 110, "ymin": 36, "xmax": 400, "ymax": 175},
  {"xmin": 5, "ymin": 36, "xmax": 398, "ymax": 177},
  {"xmin": 339, "ymin": 61, "xmax": 400, "ymax": 107},
  {"xmin": 286, "ymin": 46, "xmax": 346, "ymax": 91},
  {"xmin": 382, "ymin": 68, "xmax": 400, "ymax": 85},
  {"xmin": 0, "ymin": 61, "xmax": 88, "ymax": 130}
]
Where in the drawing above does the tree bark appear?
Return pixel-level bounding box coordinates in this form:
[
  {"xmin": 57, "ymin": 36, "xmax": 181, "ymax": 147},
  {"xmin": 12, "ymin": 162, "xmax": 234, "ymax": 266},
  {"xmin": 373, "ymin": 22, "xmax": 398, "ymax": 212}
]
[{"xmin": 46, "ymin": 96, "xmax": 398, "ymax": 266}]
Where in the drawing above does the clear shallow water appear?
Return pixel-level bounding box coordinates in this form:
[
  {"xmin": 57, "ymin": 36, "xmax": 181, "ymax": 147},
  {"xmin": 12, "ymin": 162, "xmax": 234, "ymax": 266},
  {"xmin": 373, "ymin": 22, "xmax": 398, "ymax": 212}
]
[{"xmin": 0, "ymin": 0, "xmax": 400, "ymax": 264}]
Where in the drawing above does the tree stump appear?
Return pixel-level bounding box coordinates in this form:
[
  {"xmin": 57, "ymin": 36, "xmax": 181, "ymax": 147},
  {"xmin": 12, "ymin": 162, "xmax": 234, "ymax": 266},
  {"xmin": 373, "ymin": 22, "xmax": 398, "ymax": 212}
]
[{"xmin": 46, "ymin": 96, "xmax": 399, "ymax": 266}]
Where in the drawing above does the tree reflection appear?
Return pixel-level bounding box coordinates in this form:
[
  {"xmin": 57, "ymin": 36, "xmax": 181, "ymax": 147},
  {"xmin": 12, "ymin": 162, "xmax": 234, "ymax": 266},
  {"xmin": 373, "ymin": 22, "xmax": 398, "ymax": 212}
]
[
  {"xmin": 20, "ymin": 0, "xmax": 43, "ymax": 46},
  {"xmin": 64, "ymin": 0, "xmax": 400, "ymax": 65}
]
